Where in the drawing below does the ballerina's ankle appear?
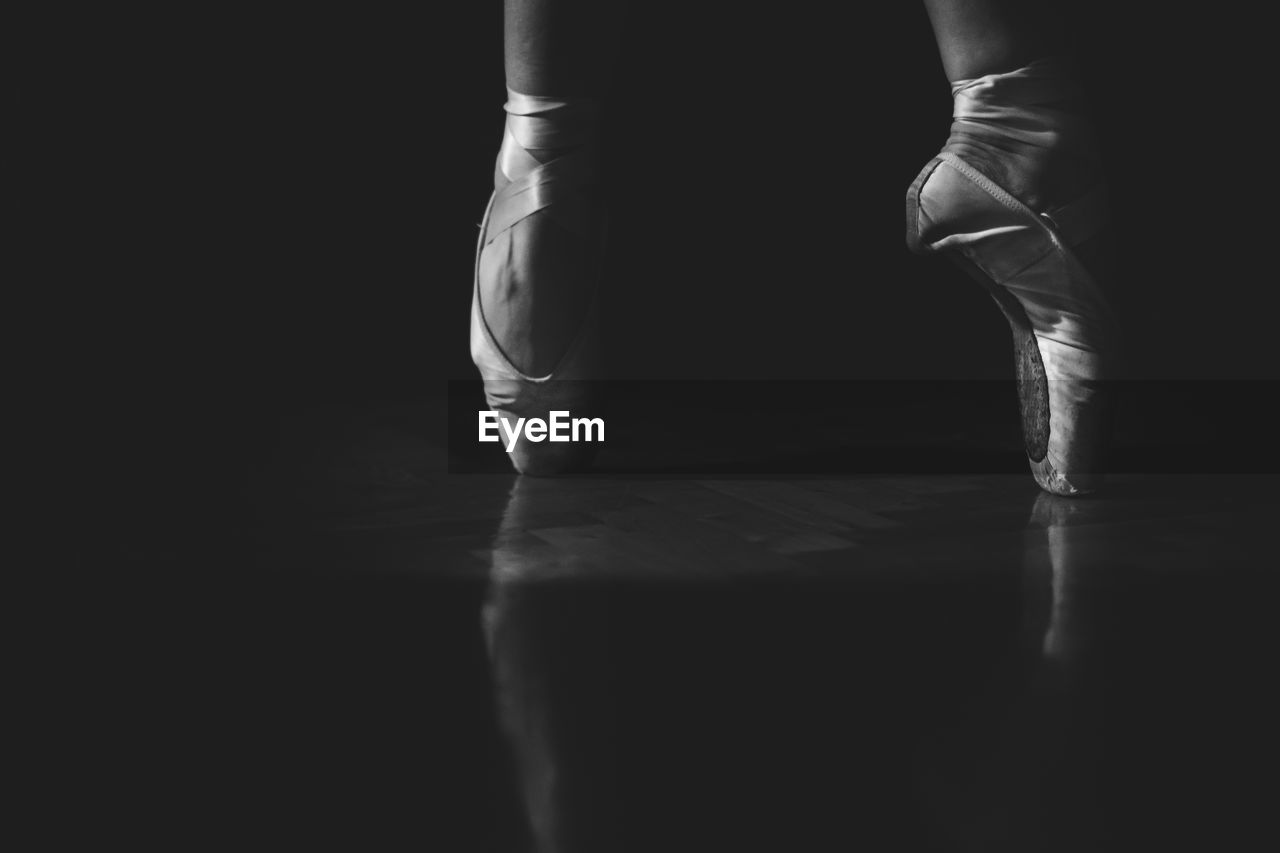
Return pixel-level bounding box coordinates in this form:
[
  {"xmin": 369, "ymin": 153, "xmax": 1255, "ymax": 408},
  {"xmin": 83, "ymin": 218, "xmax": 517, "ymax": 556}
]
[
  {"xmin": 944, "ymin": 58, "xmax": 1101, "ymax": 212},
  {"xmin": 495, "ymin": 89, "xmax": 600, "ymax": 188}
]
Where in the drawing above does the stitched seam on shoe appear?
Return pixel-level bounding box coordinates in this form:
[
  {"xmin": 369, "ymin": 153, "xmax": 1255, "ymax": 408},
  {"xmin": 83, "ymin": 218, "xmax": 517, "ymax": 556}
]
[
  {"xmin": 937, "ymin": 152, "xmax": 1068, "ymax": 258},
  {"xmin": 906, "ymin": 157, "xmax": 946, "ymax": 253},
  {"xmin": 937, "ymin": 153, "xmax": 1025, "ymax": 216}
]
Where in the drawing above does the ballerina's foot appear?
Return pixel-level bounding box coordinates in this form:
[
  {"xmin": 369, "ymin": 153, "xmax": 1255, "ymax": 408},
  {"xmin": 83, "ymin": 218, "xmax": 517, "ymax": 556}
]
[
  {"xmin": 471, "ymin": 90, "xmax": 607, "ymax": 476},
  {"xmin": 906, "ymin": 59, "xmax": 1119, "ymax": 496}
]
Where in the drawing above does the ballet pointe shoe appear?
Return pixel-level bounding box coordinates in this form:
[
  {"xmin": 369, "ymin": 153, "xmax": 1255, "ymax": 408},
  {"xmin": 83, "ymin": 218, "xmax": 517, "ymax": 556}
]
[
  {"xmin": 470, "ymin": 90, "xmax": 607, "ymax": 476},
  {"xmin": 906, "ymin": 61, "xmax": 1119, "ymax": 496}
]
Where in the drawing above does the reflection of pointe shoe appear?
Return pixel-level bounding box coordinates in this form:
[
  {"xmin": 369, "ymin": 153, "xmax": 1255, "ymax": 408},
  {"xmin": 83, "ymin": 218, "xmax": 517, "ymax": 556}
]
[
  {"xmin": 1029, "ymin": 491, "xmax": 1087, "ymax": 665},
  {"xmin": 906, "ymin": 61, "xmax": 1119, "ymax": 496},
  {"xmin": 470, "ymin": 90, "xmax": 606, "ymax": 476}
]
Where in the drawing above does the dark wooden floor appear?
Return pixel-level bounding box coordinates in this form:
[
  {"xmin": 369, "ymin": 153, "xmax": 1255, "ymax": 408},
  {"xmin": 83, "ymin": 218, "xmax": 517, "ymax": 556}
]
[{"xmin": 57, "ymin": 402, "xmax": 1279, "ymax": 851}]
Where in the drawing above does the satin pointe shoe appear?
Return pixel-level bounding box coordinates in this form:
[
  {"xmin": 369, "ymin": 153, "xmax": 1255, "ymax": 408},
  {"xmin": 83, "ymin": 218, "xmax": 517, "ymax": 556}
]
[
  {"xmin": 470, "ymin": 90, "xmax": 607, "ymax": 475},
  {"xmin": 906, "ymin": 60, "xmax": 1119, "ymax": 496}
]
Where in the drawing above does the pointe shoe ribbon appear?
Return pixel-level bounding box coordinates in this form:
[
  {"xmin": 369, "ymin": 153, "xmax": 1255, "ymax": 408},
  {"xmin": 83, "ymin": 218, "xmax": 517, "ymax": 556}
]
[{"xmin": 485, "ymin": 92, "xmax": 597, "ymax": 242}]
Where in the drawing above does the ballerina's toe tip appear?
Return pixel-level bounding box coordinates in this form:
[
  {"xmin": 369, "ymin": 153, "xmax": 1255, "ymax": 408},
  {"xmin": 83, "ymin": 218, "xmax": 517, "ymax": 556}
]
[{"xmin": 1031, "ymin": 458, "xmax": 1102, "ymax": 498}]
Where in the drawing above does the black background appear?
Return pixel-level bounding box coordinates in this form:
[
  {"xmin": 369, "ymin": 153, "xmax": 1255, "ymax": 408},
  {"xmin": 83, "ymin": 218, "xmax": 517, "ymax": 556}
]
[{"xmin": 25, "ymin": 2, "xmax": 1275, "ymax": 403}]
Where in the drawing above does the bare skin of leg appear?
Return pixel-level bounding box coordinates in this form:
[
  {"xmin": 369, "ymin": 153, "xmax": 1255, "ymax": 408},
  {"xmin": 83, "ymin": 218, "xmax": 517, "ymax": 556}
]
[
  {"xmin": 504, "ymin": 0, "xmax": 628, "ymax": 97},
  {"xmin": 921, "ymin": 0, "xmax": 1064, "ymax": 81},
  {"xmin": 479, "ymin": 0, "xmax": 628, "ymax": 377},
  {"xmin": 920, "ymin": 0, "xmax": 1101, "ymax": 212}
]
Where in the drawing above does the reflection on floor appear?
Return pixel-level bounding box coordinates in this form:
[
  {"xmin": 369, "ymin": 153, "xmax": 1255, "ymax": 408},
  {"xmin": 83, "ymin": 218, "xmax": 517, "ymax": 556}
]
[{"xmin": 218, "ymin": 460, "xmax": 1276, "ymax": 852}]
